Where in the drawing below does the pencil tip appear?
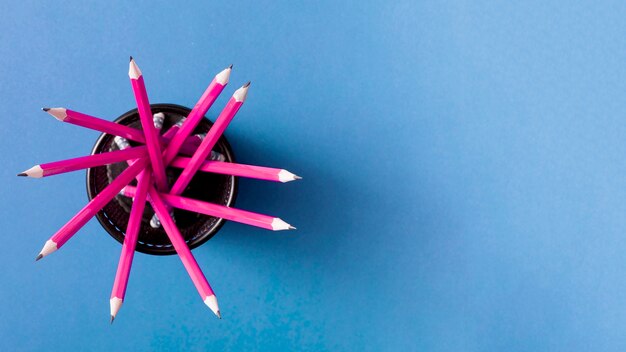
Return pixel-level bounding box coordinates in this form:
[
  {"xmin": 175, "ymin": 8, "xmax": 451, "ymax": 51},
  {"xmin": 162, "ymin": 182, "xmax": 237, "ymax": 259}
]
[
  {"xmin": 110, "ymin": 315, "xmax": 115, "ymax": 324},
  {"xmin": 294, "ymin": 175, "xmax": 302, "ymax": 180},
  {"xmin": 243, "ymin": 81, "xmax": 251, "ymax": 88},
  {"xmin": 42, "ymin": 107, "xmax": 50, "ymax": 112},
  {"xmin": 288, "ymin": 225, "xmax": 297, "ymax": 230},
  {"xmin": 228, "ymin": 64, "xmax": 233, "ymax": 69},
  {"xmin": 217, "ymin": 311, "xmax": 222, "ymax": 319},
  {"xmin": 35, "ymin": 254, "xmax": 43, "ymax": 261},
  {"xmin": 17, "ymin": 173, "xmax": 27, "ymax": 177},
  {"xmin": 129, "ymin": 56, "xmax": 133, "ymax": 61}
]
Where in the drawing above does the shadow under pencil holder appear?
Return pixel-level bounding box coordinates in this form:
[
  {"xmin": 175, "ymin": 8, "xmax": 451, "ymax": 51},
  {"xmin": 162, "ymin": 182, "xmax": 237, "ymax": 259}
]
[{"xmin": 86, "ymin": 103, "xmax": 238, "ymax": 255}]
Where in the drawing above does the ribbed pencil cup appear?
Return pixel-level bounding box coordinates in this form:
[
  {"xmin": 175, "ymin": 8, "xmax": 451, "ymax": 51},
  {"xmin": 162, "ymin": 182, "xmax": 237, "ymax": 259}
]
[{"xmin": 86, "ymin": 103, "xmax": 238, "ymax": 255}]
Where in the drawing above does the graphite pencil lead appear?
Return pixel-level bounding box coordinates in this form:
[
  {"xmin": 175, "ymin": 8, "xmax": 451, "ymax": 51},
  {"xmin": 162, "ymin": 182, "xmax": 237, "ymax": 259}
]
[
  {"xmin": 17, "ymin": 173, "xmax": 26, "ymax": 177},
  {"xmin": 129, "ymin": 56, "xmax": 133, "ymax": 61},
  {"xmin": 228, "ymin": 64, "xmax": 233, "ymax": 69},
  {"xmin": 110, "ymin": 315, "xmax": 115, "ymax": 324},
  {"xmin": 243, "ymin": 81, "xmax": 251, "ymax": 88},
  {"xmin": 42, "ymin": 107, "xmax": 50, "ymax": 112},
  {"xmin": 217, "ymin": 311, "xmax": 222, "ymax": 319},
  {"xmin": 288, "ymin": 226, "xmax": 297, "ymax": 230},
  {"xmin": 294, "ymin": 175, "xmax": 302, "ymax": 180},
  {"xmin": 35, "ymin": 254, "xmax": 43, "ymax": 261}
]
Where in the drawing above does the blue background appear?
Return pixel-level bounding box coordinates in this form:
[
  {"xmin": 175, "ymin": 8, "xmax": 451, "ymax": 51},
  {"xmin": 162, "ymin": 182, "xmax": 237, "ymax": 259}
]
[{"xmin": 0, "ymin": 1, "xmax": 625, "ymax": 350}]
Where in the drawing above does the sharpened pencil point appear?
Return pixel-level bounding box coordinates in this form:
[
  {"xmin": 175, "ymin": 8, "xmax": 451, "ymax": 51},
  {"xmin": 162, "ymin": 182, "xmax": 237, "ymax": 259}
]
[
  {"xmin": 289, "ymin": 225, "xmax": 297, "ymax": 230},
  {"xmin": 20, "ymin": 165, "xmax": 43, "ymax": 178},
  {"xmin": 43, "ymin": 107, "xmax": 68, "ymax": 121},
  {"xmin": 110, "ymin": 297, "xmax": 123, "ymax": 321},
  {"xmin": 217, "ymin": 311, "xmax": 222, "ymax": 319},
  {"xmin": 271, "ymin": 218, "xmax": 294, "ymax": 231},
  {"xmin": 278, "ymin": 170, "xmax": 300, "ymax": 183},
  {"xmin": 128, "ymin": 58, "xmax": 142, "ymax": 79},
  {"xmin": 233, "ymin": 82, "xmax": 251, "ymax": 102},
  {"xmin": 35, "ymin": 254, "xmax": 43, "ymax": 261},
  {"xmin": 215, "ymin": 66, "xmax": 233, "ymax": 85}
]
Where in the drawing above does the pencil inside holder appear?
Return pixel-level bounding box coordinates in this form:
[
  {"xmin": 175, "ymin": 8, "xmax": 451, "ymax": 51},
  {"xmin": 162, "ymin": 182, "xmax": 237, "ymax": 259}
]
[{"xmin": 86, "ymin": 103, "xmax": 238, "ymax": 255}]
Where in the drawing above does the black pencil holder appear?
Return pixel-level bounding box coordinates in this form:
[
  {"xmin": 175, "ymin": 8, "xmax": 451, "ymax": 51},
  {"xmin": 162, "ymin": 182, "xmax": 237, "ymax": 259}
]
[{"xmin": 86, "ymin": 103, "xmax": 238, "ymax": 255}]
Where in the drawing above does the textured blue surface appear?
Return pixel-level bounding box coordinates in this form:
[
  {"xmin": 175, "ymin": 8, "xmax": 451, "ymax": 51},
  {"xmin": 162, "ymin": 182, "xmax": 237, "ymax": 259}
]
[{"xmin": 1, "ymin": 1, "xmax": 626, "ymax": 350}]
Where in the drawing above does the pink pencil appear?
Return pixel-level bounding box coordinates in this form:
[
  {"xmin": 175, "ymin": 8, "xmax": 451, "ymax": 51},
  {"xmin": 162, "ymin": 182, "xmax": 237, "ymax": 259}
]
[
  {"xmin": 43, "ymin": 107, "xmax": 202, "ymax": 150},
  {"xmin": 162, "ymin": 65, "xmax": 231, "ymax": 165},
  {"xmin": 169, "ymin": 82, "xmax": 250, "ymax": 196},
  {"xmin": 123, "ymin": 185, "xmax": 295, "ymax": 231},
  {"xmin": 35, "ymin": 157, "xmax": 149, "ymax": 260},
  {"xmin": 148, "ymin": 187, "xmax": 221, "ymax": 318},
  {"xmin": 43, "ymin": 107, "xmax": 147, "ymax": 143},
  {"xmin": 170, "ymin": 157, "xmax": 301, "ymax": 183},
  {"xmin": 109, "ymin": 168, "xmax": 152, "ymax": 323},
  {"xmin": 18, "ymin": 146, "xmax": 147, "ymax": 178},
  {"xmin": 129, "ymin": 57, "xmax": 168, "ymax": 191}
]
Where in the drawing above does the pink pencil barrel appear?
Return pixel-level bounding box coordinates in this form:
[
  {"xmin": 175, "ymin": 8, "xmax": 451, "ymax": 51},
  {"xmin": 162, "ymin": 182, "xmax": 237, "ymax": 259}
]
[
  {"xmin": 123, "ymin": 185, "xmax": 293, "ymax": 231},
  {"xmin": 110, "ymin": 168, "xmax": 152, "ymax": 320},
  {"xmin": 20, "ymin": 146, "xmax": 147, "ymax": 178},
  {"xmin": 161, "ymin": 118, "xmax": 204, "ymax": 156},
  {"xmin": 147, "ymin": 187, "xmax": 220, "ymax": 317},
  {"xmin": 170, "ymin": 157, "xmax": 300, "ymax": 183},
  {"xmin": 129, "ymin": 58, "xmax": 168, "ymax": 191},
  {"xmin": 162, "ymin": 66, "xmax": 231, "ymax": 166},
  {"xmin": 169, "ymin": 83, "xmax": 249, "ymax": 196},
  {"xmin": 162, "ymin": 120, "xmax": 182, "ymax": 140},
  {"xmin": 36, "ymin": 158, "xmax": 149, "ymax": 260}
]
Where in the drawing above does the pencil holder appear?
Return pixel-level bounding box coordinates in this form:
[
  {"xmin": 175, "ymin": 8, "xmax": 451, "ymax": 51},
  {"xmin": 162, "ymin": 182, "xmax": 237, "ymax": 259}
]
[{"xmin": 86, "ymin": 103, "xmax": 238, "ymax": 255}]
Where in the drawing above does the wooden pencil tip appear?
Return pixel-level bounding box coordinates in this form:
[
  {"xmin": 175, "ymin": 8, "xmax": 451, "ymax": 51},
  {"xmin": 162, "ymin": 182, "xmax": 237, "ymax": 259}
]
[
  {"xmin": 228, "ymin": 64, "xmax": 233, "ymax": 69},
  {"xmin": 17, "ymin": 173, "xmax": 27, "ymax": 177},
  {"xmin": 288, "ymin": 225, "xmax": 297, "ymax": 230},
  {"xmin": 110, "ymin": 315, "xmax": 115, "ymax": 324},
  {"xmin": 243, "ymin": 81, "xmax": 251, "ymax": 88},
  {"xmin": 42, "ymin": 107, "xmax": 50, "ymax": 112},
  {"xmin": 294, "ymin": 175, "xmax": 302, "ymax": 180},
  {"xmin": 35, "ymin": 254, "xmax": 43, "ymax": 261},
  {"xmin": 217, "ymin": 311, "xmax": 222, "ymax": 319},
  {"xmin": 129, "ymin": 56, "xmax": 133, "ymax": 62}
]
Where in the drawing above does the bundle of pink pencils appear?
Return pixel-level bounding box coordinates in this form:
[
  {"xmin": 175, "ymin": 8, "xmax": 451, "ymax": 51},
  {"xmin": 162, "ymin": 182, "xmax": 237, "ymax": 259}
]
[{"xmin": 19, "ymin": 57, "xmax": 300, "ymax": 323}]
